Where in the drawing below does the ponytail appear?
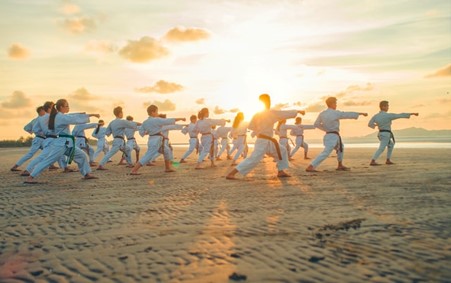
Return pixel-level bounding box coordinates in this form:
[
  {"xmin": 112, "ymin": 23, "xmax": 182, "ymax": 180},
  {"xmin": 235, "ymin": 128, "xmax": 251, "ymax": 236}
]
[
  {"xmin": 94, "ymin": 124, "xmax": 101, "ymax": 135},
  {"xmin": 48, "ymin": 105, "xmax": 58, "ymax": 130}
]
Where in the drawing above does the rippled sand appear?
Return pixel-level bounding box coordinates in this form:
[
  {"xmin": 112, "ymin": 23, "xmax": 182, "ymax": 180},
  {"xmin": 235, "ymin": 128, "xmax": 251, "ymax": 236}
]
[{"xmin": 1, "ymin": 147, "xmax": 450, "ymax": 282}]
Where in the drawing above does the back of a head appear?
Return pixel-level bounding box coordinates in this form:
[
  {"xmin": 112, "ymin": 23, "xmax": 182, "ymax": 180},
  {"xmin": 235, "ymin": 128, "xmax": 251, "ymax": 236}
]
[
  {"xmin": 126, "ymin": 115, "xmax": 133, "ymax": 121},
  {"xmin": 379, "ymin": 100, "xmax": 389, "ymax": 109},
  {"xmin": 259, "ymin": 94, "xmax": 271, "ymax": 109},
  {"xmin": 43, "ymin": 101, "xmax": 54, "ymax": 112},
  {"xmin": 36, "ymin": 106, "xmax": 44, "ymax": 114},
  {"xmin": 326, "ymin": 97, "xmax": 337, "ymax": 108},
  {"xmin": 113, "ymin": 106, "xmax": 122, "ymax": 117},
  {"xmin": 147, "ymin": 105, "xmax": 158, "ymax": 116},
  {"xmin": 190, "ymin": 115, "xmax": 197, "ymax": 122},
  {"xmin": 295, "ymin": 117, "xmax": 302, "ymax": 124}
]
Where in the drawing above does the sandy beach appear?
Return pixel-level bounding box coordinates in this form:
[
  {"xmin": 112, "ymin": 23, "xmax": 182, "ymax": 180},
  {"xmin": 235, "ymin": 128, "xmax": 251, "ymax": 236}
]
[{"xmin": 0, "ymin": 146, "xmax": 450, "ymax": 282}]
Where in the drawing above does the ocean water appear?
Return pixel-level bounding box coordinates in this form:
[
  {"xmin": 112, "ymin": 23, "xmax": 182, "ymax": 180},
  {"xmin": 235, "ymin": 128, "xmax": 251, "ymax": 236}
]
[{"xmin": 145, "ymin": 142, "xmax": 451, "ymax": 149}]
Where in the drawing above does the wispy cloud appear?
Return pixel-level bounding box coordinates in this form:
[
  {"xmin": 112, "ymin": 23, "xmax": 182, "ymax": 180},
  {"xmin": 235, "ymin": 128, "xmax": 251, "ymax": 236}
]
[
  {"xmin": 272, "ymin": 103, "xmax": 290, "ymax": 110},
  {"xmin": 343, "ymin": 100, "xmax": 372, "ymax": 106},
  {"xmin": 143, "ymin": 99, "xmax": 176, "ymax": 111},
  {"xmin": 8, "ymin": 43, "xmax": 30, "ymax": 59},
  {"xmin": 195, "ymin": 98, "xmax": 205, "ymax": 105},
  {"xmin": 164, "ymin": 26, "xmax": 210, "ymax": 42},
  {"xmin": 1, "ymin": 91, "xmax": 32, "ymax": 109},
  {"xmin": 69, "ymin": 88, "xmax": 99, "ymax": 101},
  {"xmin": 85, "ymin": 40, "xmax": 117, "ymax": 54},
  {"xmin": 304, "ymin": 102, "xmax": 326, "ymax": 113},
  {"xmin": 119, "ymin": 36, "xmax": 169, "ymax": 63},
  {"xmin": 60, "ymin": 2, "xmax": 81, "ymax": 15},
  {"xmin": 61, "ymin": 16, "xmax": 96, "ymax": 34},
  {"xmin": 425, "ymin": 64, "xmax": 451, "ymax": 78},
  {"xmin": 136, "ymin": 80, "xmax": 184, "ymax": 94},
  {"xmin": 213, "ymin": 106, "xmax": 226, "ymax": 115}
]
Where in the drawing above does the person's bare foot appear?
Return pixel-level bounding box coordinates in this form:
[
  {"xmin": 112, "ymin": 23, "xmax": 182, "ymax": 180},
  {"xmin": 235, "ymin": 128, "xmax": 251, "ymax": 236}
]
[
  {"xmin": 179, "ymin": 159, "xmax": 187, "ymax": 163},
  {"xmin": 215, "ymin": 157, "xmax": 222, "ymax": 161},
  {"xmin": 10, "ymin": 166, "xmax": 21, "ymax": 172},
  {"xmin": 305, "ymin": 165, "xmax": 318, "ymax": 172},
  {"xmin": 336, "ymin": 166, "xmax": 350, "ymax": 171},
  {"xmin": 289, "ymin": 158, "xmax": 295, "ymax": 161},
  {"xmin": 165, "ymin": 168, "xmax": 176, "ymax": 173},
  {"xmin": 226, "ymin": 155, "xmax": 232, "ymax": 160},
  {"xmin": 304, "ymin": 157, "xmax": 311, "ymax": 160},
  {"xmin": 386, "ymin": 160, "xmax": 395, "ymax": 165},
  {"xmin": 63, "ymin": 167, "xmax": 77, "ymax": 173},
  {"xmin": 129, "ymin": 172, "xmax": 141, "ymax": 175},
  {"xmin": 24, "ymin": 176, "xmax": 38, "ymax": 184},
  {"xmin": 20, "ymin": 170, "xmax": 30, "ymax": 176},
  {"xmin": 83, "ymin": 174, "xmax": 98, "ymax": 180},
  {"xmin": 48, "ymin": 165, "xmax": 59, "ymax": 170},
  {"xmin": 97, "ymin": 166, "xmax": 108, "ymax": 171},
  {"xmin": 370, "ymin": 161, "xmax": 381, "ymax": 166},
  {"xmin": 277, "ymin": 171, "xmax": 291, "ymax": 178}
]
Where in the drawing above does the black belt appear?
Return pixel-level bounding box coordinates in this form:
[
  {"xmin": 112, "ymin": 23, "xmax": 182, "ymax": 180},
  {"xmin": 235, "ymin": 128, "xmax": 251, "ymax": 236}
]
[
  {"xmin": 296, "ymin": 135, "xmax": 304, "ymax": 137},
  {"xmin": 114, "ymin": 136, "xmax": 125, "ymax": 140},
  {"xmin": 201, "ymin": 132, "xmax": 212, "ymax": 135},
  {"xmin": 127, "ymin": 137, "xmax": 135, "ymax": 140},
  {"xmin": 257, "ymin": 134, "xmax": 282, "ymax": 160},
  {"xmin": 46, "ymin": 135, "xmax": 58, "ymax": 139},
  {"xmin": 36, "ymin": 135, "xmax": 46, "ymax": 139},
  {"xmin": 379, "ymin": 130, "xmax": 395, "ymax": 143},
  {"xmin": 327, "ymin": 131, "xmax": 343, "ymax": 152}
]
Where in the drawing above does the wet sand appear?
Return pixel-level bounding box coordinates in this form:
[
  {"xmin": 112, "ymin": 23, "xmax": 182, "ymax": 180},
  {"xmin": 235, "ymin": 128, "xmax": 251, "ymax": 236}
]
[{"xmin": 1, "ymin": 147, "xmax": 450, "ymax": 282}]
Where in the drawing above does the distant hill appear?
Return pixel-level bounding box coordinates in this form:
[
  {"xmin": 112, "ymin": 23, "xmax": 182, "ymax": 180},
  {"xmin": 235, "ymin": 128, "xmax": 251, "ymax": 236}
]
[{"xmin": 345, "ymin": 127, "xmax": 451, "ymax": 143}]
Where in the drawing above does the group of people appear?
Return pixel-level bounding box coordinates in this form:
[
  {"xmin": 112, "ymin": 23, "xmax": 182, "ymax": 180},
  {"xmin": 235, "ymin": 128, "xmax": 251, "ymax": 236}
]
[{"xmin": 10, "ymin": 94, "xmax": 418, "ymax": 183}]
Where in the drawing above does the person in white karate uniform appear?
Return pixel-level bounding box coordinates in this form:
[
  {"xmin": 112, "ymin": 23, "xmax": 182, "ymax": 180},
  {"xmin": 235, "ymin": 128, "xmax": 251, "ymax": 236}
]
[
  {"xmin": 226, "ymin": 94, "xmax": 305, "ymax": 180},
  {"xmin": 92, "ymin": 120, "xmax": 110, "ymax": 162},
  {"xmin": 289, "ymin": 117, "xmax": 315, "ymax": 160},
  {"xmin": 368, "ymin": 100, "xmax": 418, "ymax": 166},
  {"xmin": 229, "ymin": 112, "xmax": 249, "ymax": 166},
  {"xmin": 97, "ymin": 107, "xmax": 140, "ymax": 170},
  {"xmin": 194, "ymin": 108, "xmax": 229, "ymax": 169},
  {"xmin": 215, "ymin": 124, "xmax": 232, "ymax": 161},
  {"xmin": 275, "ymin": 119, "xmax": 297, "ymax": 161},
  {"xmin": 72, "ymin": 122, "xmax": 98, "ymax": 166},
  {"xmin": 10, "ymin": 106, "xmax": 46, "ymax": 172},
  {"xmin": 25, "ymin": 99, "xmax": 99, "ymax": 184},
  {"xmin": 179, "ymin": 115, "xmax": 201, "ymax": 163},
  {"xmin": 306, "ymin": 97, "xmax": 367, "ymax": 172},
  {"xmin": 129, "ymin": 105, "xmax": 185, "ymax": 174},
  {"xmin": 21, "ymin": 101, "xmax": 69, "ymax": 176},
  {"xmin": 118, "ymin": 116, "xmax": 141, "ymax": 165}
]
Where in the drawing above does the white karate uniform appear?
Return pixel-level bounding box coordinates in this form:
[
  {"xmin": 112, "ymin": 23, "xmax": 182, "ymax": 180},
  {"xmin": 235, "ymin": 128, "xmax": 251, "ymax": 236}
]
[
  {"xmin": 310, "ymin": 109, "xmax": 360, "ymax": 168},
  {"xmin": 25, "ymin": 113, "xmax": 66, "ymax": 172},
  {"xmin": 99, "ymin": 118, "xmax": 138, "ymax": 166},
  {"xmin": 230, "ymin": 122, "xmax": 249, "ymax": 162},
  {"xmin": 276, "ymin": 124, "xmax": 297, "ymax": 156},
  {"xmin": 149, "ymin": 124, "xmax": 185, "ymax": 162},
  {"xmin": 30, "ymin": 113, "xmax": 92, "ymax": 178},
  {"xmin": 180, "ymin": 123, "xmax": 201, "ymax": 160},
  {"xmin": 289, "ymin": 124, "xmax": 315, "ymax": 157},
  {"xmin": 138, "ymin": 117, "xmax": 177, "ymax": 165},
  {"xmin": 215, "ymin": 126, "xmax": 232, "ymax": 158},
  {"xmin": 72, "ymin": 123, "xmax": 97, "ymax": 163},
  {"xmin": 195, "ymin": 118, "xmax": 226, "ymax": 162},
  {"xmin": 125, "ymin": 127, "xmax": 141, "ymax": 156},
  {"xmin": 15, "ymin": 117, "xmax": 46, "ymax": 166},
  {"xmin": 235, "ymin": 110, "xmax": 297, "ymax": 175},
  {"xmin": 92, "ymin": 126, "xmax": 110, "ymax": 161},
  {"xmin": 368, "ymin": 111, "xmax": 411, "ymax": 160}
]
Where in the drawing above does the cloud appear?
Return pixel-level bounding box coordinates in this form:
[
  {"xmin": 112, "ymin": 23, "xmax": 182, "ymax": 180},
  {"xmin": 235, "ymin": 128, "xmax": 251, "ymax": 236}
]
[
  {"xmin": 213, "ymin": 106, "xmax": 226, "ymax": 115},
  {"xmin": 69, "ymin": 88, "xmax": 99, "ymax": 101},
  {"xmin": 342, "ymin": 100, "xmax": 372, "ymax": 106},
  {"xmin": 305, "ymin": 102, "xmax": 326, "ymax": 113},
  {"xmin": 1, "ymin": 91, "xmax": 33, "ymax": 109},
  {"xmin": 438, "ymin": 98, "xmax": 451, "ymax": 104},
  {"xmin": 293, "ymin": 101, "xmax": 304, "ymax": 107},
  {"xmin": 195, "ymin": 98, "xmax": 205, "ymax": 105},
  {"xmin": 425, "ymin": 64, "xmax": 451, "ymax": 78},
  {"xmin": 85, "ymin": 40, "xmax": 116, "ymax": 54},
  {"xmin": 229, "ymin": 108, "xmax": 240, "ymax": 113},
  {"xmin": 62, "ymin": 16, "xmax": 96, "ymax": 34},
  {"xmin": 135, "ymin": 80, "xmax": 184, "ymax": 94},
  {"xmin": 272, "ymin": 103, "xmax": 290, "ymax": 110},
  {"xmin": 144, "ymin": 99, "xmax": 176, "ymax": 111},
  {"xmin": 119, "ymin": 36, "xmax": 169, "ymax": 63},
  {"xmin": 164, "ymin": 27, "xmax": 210, "ymax": 42},
  {"xmin": 60, "ymin": 3, "xmax": 80, "ymax": 15},
  {"xmin": 333, "ymin": 83, "xmax": 374, "ymax": 98},
  {"xmin": 8, "ymin": 43, "xmax": 30, "ymax": 59}
]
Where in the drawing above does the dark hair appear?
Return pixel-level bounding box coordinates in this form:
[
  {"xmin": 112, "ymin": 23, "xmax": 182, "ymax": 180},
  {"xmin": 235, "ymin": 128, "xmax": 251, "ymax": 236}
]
[
  {"xmin": 379, "ymin": 100, "xmax": 389, "ymax": 109},
  {"xmin": 36, "ymin": 106, "xmax": 44, "ymax": 113},
  {"xmin": 126, "ymin": 115, "xmax": 133, "ymax": 121},
  {"xmin": 232, "ymin": 112, "xmax": 244, "ymax": 128},
  {"xmin": 190, "ymin": 115, "xmax": 197, "ymax": 122},
  {"xmin": 94, "ymin": 120, "xmax": 104, "ymax": 135},
  {"xmin": 49, "ymin": 99, "xmax": 67, "ymax": 130},
  {"xmin": 326, "ymin": 97, "xmax": 337, "ymax": 107},
  {"xmin": 259, "ymin": 94, "xmax": 271, "ymax": 109},
  {"xmin": 198, "ymin": 108, "xmax": 208, "ymax": 119},
  {"xmin": 295, "ymin": 117, "xmax": 302, "ymax": 124},
  {"xmin": 113, "ymin": 106, "xmax": 122, "ymax": 116},
  {"xmin": 43, "ymin": 101, "xmax": 54, "ymax": 111},
  {"xmin": 147, "ymin": 105, "xmax": 158, "ymax": 116}
]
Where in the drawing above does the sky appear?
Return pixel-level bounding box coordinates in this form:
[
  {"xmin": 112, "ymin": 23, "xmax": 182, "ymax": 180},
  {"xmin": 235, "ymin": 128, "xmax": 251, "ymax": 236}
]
[{"xmin": 1, "ymin": 0, "xmax": 450, "ymax": 143}]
